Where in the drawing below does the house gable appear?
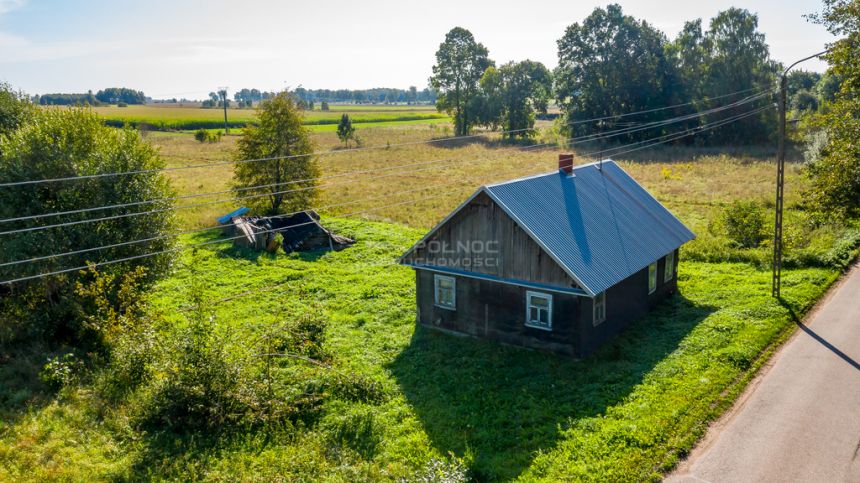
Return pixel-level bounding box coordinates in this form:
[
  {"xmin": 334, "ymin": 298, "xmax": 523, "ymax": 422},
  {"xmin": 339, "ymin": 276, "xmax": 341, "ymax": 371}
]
[{"xmin": 400, "ymin": 190, "xmax": 582, "ymax": 292}]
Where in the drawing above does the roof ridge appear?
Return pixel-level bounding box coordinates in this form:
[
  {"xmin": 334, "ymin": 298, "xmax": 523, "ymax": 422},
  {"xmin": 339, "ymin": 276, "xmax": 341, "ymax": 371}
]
[{"xmin": 484, "ymin": 159, "xmax": 616, "ymax": 188}]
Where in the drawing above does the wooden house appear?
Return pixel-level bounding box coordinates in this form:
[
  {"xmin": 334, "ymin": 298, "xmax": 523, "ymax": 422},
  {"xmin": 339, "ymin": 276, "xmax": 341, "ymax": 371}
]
[{"xmin": 399, "ymin": 156, "xmax": 695, "ymax": 357}]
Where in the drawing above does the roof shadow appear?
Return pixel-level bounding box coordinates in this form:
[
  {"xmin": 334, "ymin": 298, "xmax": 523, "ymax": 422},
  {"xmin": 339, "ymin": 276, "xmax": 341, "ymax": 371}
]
[{"xmin": 387, "ymin": 293, "xmax": 714, "ymax": 480}]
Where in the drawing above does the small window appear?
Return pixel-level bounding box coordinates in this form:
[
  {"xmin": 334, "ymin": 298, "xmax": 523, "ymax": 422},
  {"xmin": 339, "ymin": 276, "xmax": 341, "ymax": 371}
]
[
  {"xmin": 434, "ymin": 275, "xmax": 456, "ymax": 310},
  {"xmin": 525, "ymin": 291, "xmax": 552, "ymax": 330},
  {"xmin": 648, "ymin": 262, "xmax": 657, "ymax": 294},
  {"xmin": 664, "ymin": 251, "xmax": 675, "ymax": 282},
  {"xmin": 593, "ymin": 291, "xmax": 606, "ymax": 326}
]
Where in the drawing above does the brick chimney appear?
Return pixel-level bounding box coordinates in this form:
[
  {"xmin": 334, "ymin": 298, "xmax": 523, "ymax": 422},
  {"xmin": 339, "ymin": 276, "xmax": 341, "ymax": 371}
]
[{"xmin": 558, "ymin": 153, "xmax": 574, "ymax": 176}]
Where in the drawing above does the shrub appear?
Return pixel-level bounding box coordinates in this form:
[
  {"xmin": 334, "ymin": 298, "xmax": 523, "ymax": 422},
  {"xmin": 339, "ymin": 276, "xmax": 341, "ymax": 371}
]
[
  {"xmin": 117, "ymin": 102, "xmax": 128, "ymax": 107},
  {"xmin": 0, "ymin": 81, "xmax": 35, "ymax": 138},
  {"xmin": 40, "ymin": 353, "xmax": 84, "ymax": 390},
  {"xmin": 721, "ymin": 200, "xmax": 768, "ymax": 248},
  {"xmin": 194, "ymin": 129, "xmax": 221, "ymax": 143},
  {"xmin": 137, "ymin": 308, "xmax": 246, "ymax": 432},
  {"xmin": 0, "ymin": 108, "xmax": 175, "ymax": 343}
]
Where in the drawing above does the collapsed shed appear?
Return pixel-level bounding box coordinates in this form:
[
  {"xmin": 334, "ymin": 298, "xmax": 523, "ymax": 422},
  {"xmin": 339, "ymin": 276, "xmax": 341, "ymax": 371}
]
[{"xmin": 220, "ymin": 209, "xmax": 353, "ymax": 253}]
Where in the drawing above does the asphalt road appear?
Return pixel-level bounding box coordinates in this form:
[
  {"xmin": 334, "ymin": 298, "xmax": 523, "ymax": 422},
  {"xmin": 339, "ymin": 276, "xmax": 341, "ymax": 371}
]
[{"xmin": 667, "ymin": 262, "xmax": 860, "ymax": 483}]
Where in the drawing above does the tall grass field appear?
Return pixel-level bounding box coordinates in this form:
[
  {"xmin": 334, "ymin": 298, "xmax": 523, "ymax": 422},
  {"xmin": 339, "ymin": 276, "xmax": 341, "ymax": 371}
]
[{"xmin": 1, "ymin": 122, "xmax": 858, "ymax": 481}]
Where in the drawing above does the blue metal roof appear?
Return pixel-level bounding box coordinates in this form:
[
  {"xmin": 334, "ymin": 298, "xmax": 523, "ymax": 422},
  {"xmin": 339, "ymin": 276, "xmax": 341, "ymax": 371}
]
[{"xmin": 484, "ymin": 160, "xmax": 695, "ymax": 295}]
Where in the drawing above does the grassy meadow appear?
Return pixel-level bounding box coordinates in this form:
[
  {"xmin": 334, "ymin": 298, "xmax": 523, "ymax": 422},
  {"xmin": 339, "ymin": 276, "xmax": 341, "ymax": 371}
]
[
  {"xmin": 89, "ymin": 103, "xmax": 448, "ymax": 131},
  {"xmin": 1, "ymin": 120, "xmax": 859, "ymax": 481}
]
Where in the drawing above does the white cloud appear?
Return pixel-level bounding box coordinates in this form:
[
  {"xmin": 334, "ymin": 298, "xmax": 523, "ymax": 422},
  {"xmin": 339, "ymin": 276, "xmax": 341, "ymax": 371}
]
[{"xmin": 0, "ymin": 0, "xmax": 26, "ymax": 16}]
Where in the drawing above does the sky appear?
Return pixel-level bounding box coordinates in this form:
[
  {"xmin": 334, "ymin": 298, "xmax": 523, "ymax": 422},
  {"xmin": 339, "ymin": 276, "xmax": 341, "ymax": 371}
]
[{"xmin": 0, "ymin": 0, "xmax": 836, "ymax": 100}]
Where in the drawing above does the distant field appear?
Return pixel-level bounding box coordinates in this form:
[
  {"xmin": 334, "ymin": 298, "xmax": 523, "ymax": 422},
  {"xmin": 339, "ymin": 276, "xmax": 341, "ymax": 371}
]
[{"xmin": 85, "ymin": 104, "xmax": 448, "ymax": 131}]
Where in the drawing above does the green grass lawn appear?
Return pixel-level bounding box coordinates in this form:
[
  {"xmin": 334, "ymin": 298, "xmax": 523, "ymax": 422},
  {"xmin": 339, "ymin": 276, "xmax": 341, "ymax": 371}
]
[{"xmin": 0, "ymin": 217, "xmax": 849, "ymax": 481}]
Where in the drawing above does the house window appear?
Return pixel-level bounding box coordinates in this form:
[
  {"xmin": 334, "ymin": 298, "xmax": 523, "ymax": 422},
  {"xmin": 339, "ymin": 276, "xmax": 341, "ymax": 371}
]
[
  {"xmin": 648, "ymin": 262, "xmax": 657, "ymax": 294},
  {"xmin": 593, "ymin": 291, "xmax": 606, "ymax": 326},
  {"xmin": 525, "ymin": 291, "xmax": 552, "ymax": 330},
  {"xmin": 664, "ymin": 251, "xmax": 675, "ymax": 282},
  {"xmin": 434, "ymin": 275, "xmax": 456, "ymax": 310}
]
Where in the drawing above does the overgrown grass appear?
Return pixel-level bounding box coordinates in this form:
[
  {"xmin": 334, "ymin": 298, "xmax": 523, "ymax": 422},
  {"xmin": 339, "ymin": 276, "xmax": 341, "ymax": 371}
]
[
  {"xmin": 0, "ymin": 215, "xmax": 855, "ymax": 481},
  {"xmin": 2, "ymin": 124, "xmax": 858, "ymax": 480}
]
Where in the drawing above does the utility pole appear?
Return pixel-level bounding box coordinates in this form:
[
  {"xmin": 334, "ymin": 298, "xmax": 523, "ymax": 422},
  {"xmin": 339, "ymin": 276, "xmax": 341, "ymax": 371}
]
[
  {"xmin": 218, "ymin": 86, "xmax": 229, "ymax": 135},
  {"xmin": 772, "ymin": 49, "xmax": 829, "ymax": 298}
]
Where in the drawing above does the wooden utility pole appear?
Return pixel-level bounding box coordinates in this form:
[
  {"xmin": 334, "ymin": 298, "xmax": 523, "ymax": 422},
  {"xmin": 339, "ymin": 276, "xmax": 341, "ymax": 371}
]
[
  {"xmin": 219, "ymin": 87, "xmax": 229, "ymax": 134},
  {"xmin": 772, "ymin": 50, "xmax": 830, "ymax": 298}
]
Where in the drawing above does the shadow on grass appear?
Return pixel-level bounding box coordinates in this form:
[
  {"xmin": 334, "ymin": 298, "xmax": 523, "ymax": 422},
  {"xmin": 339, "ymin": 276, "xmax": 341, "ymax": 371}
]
[
  {"xmin": 0, "ymin": 341, "xmax": 62, "ymax": 427},
  {"xmin": 428, "ymin": 135, "xmax": 540, "ymax": 150},
  {"xmin": 388, "ymin": 294, "xmax": 715, "ymax": 481}
]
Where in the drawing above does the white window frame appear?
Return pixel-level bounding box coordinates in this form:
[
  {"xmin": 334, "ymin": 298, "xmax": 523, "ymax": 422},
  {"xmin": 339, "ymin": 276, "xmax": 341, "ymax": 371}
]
[
  {"xmin": 433, "ymin": 274, "xmax": 456, "ymax": 310},
  {"xmin": 593, "ymin": 291, "xmax": 606, "ymax": 326},
  {"xmin": 525, "ymin": 291, "xmax": 553, "ymax": 331},
  {"xmin": 664, "ymin": 251, "xmax": 675, "ymax": 282},
  {"xmin": 648, "ymin": 262, "xmax": 657, "ymax": 294}
]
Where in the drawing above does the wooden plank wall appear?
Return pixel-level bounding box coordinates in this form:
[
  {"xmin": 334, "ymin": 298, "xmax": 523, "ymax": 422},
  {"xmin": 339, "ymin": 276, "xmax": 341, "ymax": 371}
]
[{"xmin": 403, "ymin": 191, "xmax": 579, "ymax": 290}]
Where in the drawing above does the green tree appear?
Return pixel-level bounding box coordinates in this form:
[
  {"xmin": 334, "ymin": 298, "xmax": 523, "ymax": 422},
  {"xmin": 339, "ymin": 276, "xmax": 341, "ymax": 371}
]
[
  {"xmin": 815, "ymin": 71, "xmax": 842, "ymax": 103},
  {"xmin": 699, "ymin": 8, "xmax": 779, "ymax": 143},
  {"xmin": 0, "ymin": 108, "xmax": 175, "ymax": 340},
  {"xmin": 233, "ymin": 92, "xmax": 318, "ymax": 215},
  {"xmin": 430, "ymin": 27, "xmax": 494, "ymax": 136},
  {"xmin": 336, "ymin": 113, "xmax": 356, "ymax": 147},
  {"xmin": 469, "ymin": 66, "xmax": 504, "ymax": 131},
  {"xmin": 555, "ymin": 5, "xmax": 678, "ymax": 139},
  {"xmin": 0, "ymin": 82, "xmax": 34, "ymax": 140},
  {"xmin": 496, "ymin": 60, "xmax": 552, "ymax": 139},
  {"xmin": 805, "ymin": 0, "xmax": 860, "ymax": 219}
]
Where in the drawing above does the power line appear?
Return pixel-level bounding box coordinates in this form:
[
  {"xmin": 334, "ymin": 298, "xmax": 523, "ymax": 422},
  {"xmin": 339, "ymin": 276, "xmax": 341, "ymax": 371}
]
[
  {"xmin": 0, "ymin": 86, "xmax": 768, "ymax": 188},
  {"xmin": 0, "ymin": 103, "xmax": 770, "ymax": 276},
  {"xmin": 0, "ymin": 186, "xmax": 474, "ymax": 285},
  {"xmin": 564, "ymin": 87, "xmax": 765, "ymax": 126},
  {"xmin": 102, "ymin": 105, "xmax": 779, "ymax": 313},
  {"xmin": 0, "ymin": 178, "xmax": 467, "ymax": 269},
  {"xmin": 0, "ymin": 90, "xmax": 772, "ymax": 229}
]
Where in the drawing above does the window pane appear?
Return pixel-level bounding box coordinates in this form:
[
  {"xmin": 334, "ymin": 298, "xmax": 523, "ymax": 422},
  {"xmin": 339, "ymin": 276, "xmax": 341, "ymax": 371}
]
[
  {"xmin": 539, "ymin": 310, "xmax": 548, "ymax": 324},
  {"xmin": 531, "ymin": 296, "xmax": 548, "ymax": 308},
  {"xmin": 530, "ymin": 307, "xmax": 538, "ymax": 321}
]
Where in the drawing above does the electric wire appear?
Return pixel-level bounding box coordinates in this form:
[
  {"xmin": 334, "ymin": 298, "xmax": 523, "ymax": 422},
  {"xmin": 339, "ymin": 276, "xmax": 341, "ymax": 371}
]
[
  {"xmin": 0, "ymin": 103, "xmax": 772, "ymax": 278},
  {"xmin": 0, "ymin": 86, "xmax": 770, "ymax": 188},
  {"xmin": 0, "ymin": 90, "xmax": 772, "ymax": 231},
  {"xmin": 0, "ymin": 186, "xmax": 475, "ymax": 285}
]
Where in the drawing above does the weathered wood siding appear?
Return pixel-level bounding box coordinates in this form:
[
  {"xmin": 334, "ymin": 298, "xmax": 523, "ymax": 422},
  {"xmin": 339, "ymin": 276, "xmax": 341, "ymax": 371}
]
[
  {"xmin": 416, "ymin": 270, "xmax": 580, "ymax": 356},
  {"xmin": 402, "ymin": 191, "xmax": 580, "ymax": 290},
  {"xmin": 577, "ymin": 248, "xmax": 679, "ymax": 356}
]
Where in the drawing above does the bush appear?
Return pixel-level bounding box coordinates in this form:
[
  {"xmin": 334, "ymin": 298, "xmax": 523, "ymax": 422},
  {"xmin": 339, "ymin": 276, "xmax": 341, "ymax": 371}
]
[
  {"xmin": 194, "ymin": 129, "xmax": 221, "ymax": 143},
  {"xmin": 40, "ymin": 353, "xmax": 84, "ymax": 390},
  {"xmin": 0, "ymin": 82, "xmax": 34, "ymax": 138},
  {"xmin": 0, "ymin": 108, "xmax": 175, "ymax": 343},
  {"xmin": 117, "ymin": 102, "xmax": 128, "ymax": 107},
  {"xmin": 721, "ymin": 200, "xmax": 768, "ymax": 248}
]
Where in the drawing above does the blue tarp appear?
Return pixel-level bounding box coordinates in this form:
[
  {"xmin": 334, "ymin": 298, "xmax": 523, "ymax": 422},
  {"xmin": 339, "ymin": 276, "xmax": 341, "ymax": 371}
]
[{"xmin": 216, "ymin": 207, "xmax": 250, "ymax": 225}]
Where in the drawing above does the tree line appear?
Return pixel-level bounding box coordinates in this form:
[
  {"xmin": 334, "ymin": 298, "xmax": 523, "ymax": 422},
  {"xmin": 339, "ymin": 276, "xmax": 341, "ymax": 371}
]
[
  {"xmin": 430, "ymin": 5, "xmax": 838, "ymax": 144},
  {"xmin": 36, "ymin": 87, "xmax": 146, "ymax": 106}
]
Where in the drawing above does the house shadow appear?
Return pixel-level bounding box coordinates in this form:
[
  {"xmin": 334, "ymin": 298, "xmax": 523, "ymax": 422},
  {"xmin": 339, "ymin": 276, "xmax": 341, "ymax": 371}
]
[{"xmin": 387, "ymin": 294, "xmax": 715, "ymax": 481}]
